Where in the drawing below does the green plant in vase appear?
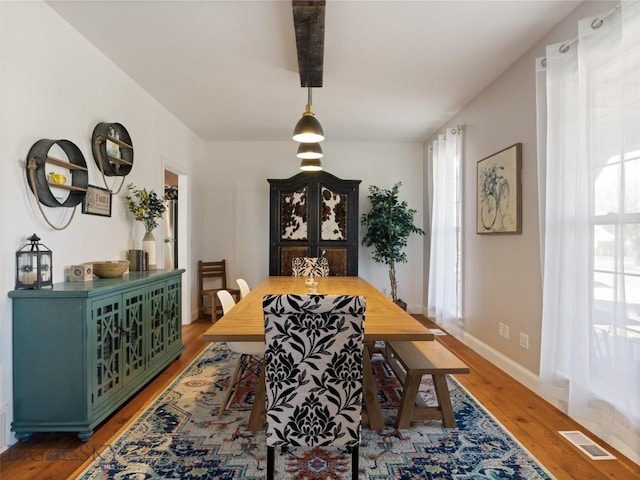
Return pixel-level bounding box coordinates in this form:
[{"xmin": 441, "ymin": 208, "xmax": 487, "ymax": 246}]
[
  {"xmin": 126, "ymin": 183, "xmax": 167, "ymax": 267},
  {"xmin": 361, "ymin": 182, "xmax": 424, "ymax": 309}
]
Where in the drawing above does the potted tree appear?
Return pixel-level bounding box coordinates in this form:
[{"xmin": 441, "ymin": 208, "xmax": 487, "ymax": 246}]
[{"xmin": 361, "ymin": 182, "xmax": 424, "ymax": 310}]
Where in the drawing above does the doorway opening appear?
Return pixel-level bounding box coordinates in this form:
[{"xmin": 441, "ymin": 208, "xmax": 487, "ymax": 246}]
[
  {"xmin": 163, "ymin": 165, "xmax": 190, "ymax": 324},
  {"xmin": 164, "ymin": 170, "xmax": 179, "ymax": 269}
]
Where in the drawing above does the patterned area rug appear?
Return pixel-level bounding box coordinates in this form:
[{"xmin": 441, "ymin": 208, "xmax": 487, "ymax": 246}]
[{"xmin": 75, "ymin": 343, "xmax": 554, "ymax": 479}]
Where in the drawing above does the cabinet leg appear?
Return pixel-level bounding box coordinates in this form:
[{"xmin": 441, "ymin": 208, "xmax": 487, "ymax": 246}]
[
  {"xmin": 15, "ymin": 432, "xmax": 32, "ymax": 442},
  {"xmin": 77, "ymin": 430, "xmax": 94, "ymax": 442}
]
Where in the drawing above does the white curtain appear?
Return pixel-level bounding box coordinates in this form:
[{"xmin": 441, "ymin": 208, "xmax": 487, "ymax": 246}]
[
  {"xmin": 427, "ymin": 127, "xmax": 463, "ymax": 338},
  {"xmin": 539, "ymin": 1, "xmax": 640, "ymax": 461}
]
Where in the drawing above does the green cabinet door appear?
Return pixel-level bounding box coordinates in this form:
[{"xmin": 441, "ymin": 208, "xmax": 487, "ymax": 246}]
[
  {"xmin": 91, "ymin": 294, "xmax": 124, "ymax": 411},
  {"xmin": 147, "ymin": 280, "xmax": 167, "ymax": 362},
  {"xmin": 122, "ymin": 286, "xmax": 147, "ymax": 385},
  {"xmin": 165, "ymin": 275, "xmax": 182, "ymax": 353}
]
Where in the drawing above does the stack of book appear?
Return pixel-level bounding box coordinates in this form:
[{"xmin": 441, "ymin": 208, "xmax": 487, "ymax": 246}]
[{"xmin": 128, "ymin": 249, "xmax": 149, "ymax": 271}]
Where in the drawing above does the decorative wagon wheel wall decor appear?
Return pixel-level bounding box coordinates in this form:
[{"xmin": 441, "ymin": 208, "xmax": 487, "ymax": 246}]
[
  {"xmin": 91, "ymin": 122, "xmax": 134, "ymax": 195},
  {"xmin": 25, "ymin": 139, "xmax": 89, "ymax": 230}
]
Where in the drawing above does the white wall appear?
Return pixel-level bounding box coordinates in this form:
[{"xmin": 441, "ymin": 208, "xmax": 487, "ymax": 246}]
[
  {"xmin": 0, "ymin": 1, "xmax": 204, "ymax": 448},
  {"xmin": 200, "ymin": 141, "xmax": 425, "ymax": 315},
  {"xmin": 425, "ymin": 1, "xmax": 614, "ymax": 375}
]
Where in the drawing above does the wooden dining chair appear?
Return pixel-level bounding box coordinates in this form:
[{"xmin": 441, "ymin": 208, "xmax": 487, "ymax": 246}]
[
  {"xmin": 216, "ymin": 290, "xmax": 265, "ymax": 418},
  {"xmin": 262, "ymin": 294, "xmax": 366, "ymax": 480},
  {"xmin": 197, "ymin": 260, "xmax": 240, "ymax": 321}
]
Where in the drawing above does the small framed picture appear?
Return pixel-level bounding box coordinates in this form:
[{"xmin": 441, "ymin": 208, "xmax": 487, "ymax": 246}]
[
  {"xmin": 82, "ymin": 185, "xmax": 112, "ymax": 217},
  {"xmin": 477, "ymin": 143, "xmax": 522, "ymax": 234}
]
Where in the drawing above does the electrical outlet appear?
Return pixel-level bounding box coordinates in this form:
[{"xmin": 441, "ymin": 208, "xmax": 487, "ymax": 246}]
[
  {"xmin": 520, "ymin": 332, "xmax": 529, "ymax": 349},
  {"xmin": 503, "ymin": 325, "xmax": 510, "ymax": 340},
  {"xmin": 498, "ymin": 322, "xmax": 504, "ymax": 337}
]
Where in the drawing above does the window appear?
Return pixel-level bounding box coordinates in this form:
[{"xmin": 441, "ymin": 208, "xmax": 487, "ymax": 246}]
[
  {"xmin": 591, "ymin": 148, "xmax": 640, "ymax": 393},
  {"xmin": 427, "ymin": 127, "xmax": 463, "ymax": 337}
]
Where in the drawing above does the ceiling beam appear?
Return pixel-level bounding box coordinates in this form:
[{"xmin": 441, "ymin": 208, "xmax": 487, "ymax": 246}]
[{"xmin": 292, "ymin": 0, "xmax": 325, "ymax": 88}]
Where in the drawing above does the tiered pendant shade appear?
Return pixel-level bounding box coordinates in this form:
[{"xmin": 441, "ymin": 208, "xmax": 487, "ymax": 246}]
[
  {"xmin": 299, "ymin": 157, "xmax": 323, "ymax": 171},
  {"xmin": 293, "ymin": 85, "xmax": 324, "ymax": 144},
  {"xmin": 296, "ymin": 142, "xmax": 323, "ymax": 159},
  {"xmin": 294, "ymin": 86, "xmax": 323, "ymax": 170},
  {"xmin": 292, "ymin": 105, "xmax": 324, "ymax": 143}
]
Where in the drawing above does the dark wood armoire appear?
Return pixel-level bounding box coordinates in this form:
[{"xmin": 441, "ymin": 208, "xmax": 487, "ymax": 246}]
[{"xmin": 268, "ymin": 171, "xmax": 361, "ymax": 276}]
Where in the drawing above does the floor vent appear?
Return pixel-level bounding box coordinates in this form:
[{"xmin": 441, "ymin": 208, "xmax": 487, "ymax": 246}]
[
  {"xmin": 559, "ymin": 430, "xmax": 616, "ymax": 460},
  {"xmin": 0, "ymin": 404, "xmax": 7, "ymax": 454}
]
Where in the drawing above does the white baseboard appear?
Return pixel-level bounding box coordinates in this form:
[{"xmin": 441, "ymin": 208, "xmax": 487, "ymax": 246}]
[
  {"xmin": 407, "ymin": 304, "xmax": 423, "ymax": 315},
  {"xmin": 0, "ymin": 404, "xmax": 7, "ymax": 454},
  {"xmin": 420, "ymin": 310, "xmax": 542, "ymax": 394},
  {"xmin": 460, "ymin": 331, "xmax": 542, "ymax": 395},
  {"xmin": 456, "ymin": 330, "xmax": 640, "ymax": 467}
]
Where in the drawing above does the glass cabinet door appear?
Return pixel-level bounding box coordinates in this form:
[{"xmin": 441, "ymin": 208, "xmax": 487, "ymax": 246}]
[
  {"xmin": 122, "ymin": 287, "xmax": 147, "ymax": 384},
  {"xmin": 91, "ymin": 295, "xmax": 123, "ymax": 409},
  {"xmin": 165, "ymin": 276, "xmax": 182, "ymax": 352},
  {"xmin": 147, "ymin": 281, "xmax": 166, "ymax": 362}
]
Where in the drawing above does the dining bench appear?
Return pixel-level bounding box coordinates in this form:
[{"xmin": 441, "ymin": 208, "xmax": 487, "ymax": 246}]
[{"xmin": 385, "ymin": 340, "xmax": 470, "ymax": 428}]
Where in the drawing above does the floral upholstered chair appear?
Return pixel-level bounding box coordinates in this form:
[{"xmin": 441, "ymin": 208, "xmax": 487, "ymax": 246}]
[
  {"xmin": 291, "ymin": 256, "xmax": 330, "ymax": 277},
  {"xmin": 262, "ymin": 294, "xmax": 365, "ymax": 480}
]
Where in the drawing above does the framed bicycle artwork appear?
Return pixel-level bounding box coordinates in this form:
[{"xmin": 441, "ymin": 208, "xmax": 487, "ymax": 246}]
[{"xmin": 476, "ymin": 143, "xmax": 522, "ymax": 234}]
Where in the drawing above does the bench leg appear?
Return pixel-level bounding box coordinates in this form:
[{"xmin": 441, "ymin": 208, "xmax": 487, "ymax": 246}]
[
  {"xmin": 365, "ymin": 341, "xmax": 386, "ymax": 359},
  {"xmin": 394, "ymin": 372, "xmax": 422, "ymax": 429},
  {"xmin": 433, "ymin": 374, "xmax": 456, "ymax": 428}
]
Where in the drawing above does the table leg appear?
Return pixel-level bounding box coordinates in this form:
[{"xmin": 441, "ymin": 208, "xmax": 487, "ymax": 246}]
[
  {"xmin": 362, "ymin": 346, "xmax": 384, "ymax": 430},
  {"xmin": 248, "ymin": 366, "xmax": 265, "ymax": 432}
]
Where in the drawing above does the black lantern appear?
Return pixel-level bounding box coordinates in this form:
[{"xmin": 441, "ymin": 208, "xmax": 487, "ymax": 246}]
[{"xmin": 15, "ymin": 234, "xmax": 53, "ymax": 289}]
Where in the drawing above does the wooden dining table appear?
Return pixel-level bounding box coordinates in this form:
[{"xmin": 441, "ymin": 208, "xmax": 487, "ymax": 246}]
[{"xmin": 202, "ymin": 276, "xmax": 434, "ymax": 431}]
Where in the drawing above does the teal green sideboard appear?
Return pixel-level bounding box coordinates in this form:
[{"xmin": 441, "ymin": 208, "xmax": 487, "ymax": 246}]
[{"xmin": 8, "ymin": 269, "xmax": 185, "ymax": 442}]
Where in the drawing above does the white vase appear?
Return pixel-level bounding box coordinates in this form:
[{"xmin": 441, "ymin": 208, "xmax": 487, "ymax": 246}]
[{"xmin": 142, "ymin": 231, "xmax": 156, "ymax": 268}]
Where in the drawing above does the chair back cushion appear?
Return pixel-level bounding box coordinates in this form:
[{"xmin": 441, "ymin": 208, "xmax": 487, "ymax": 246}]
[
  {"xmin": 263, "ymin": 294, "xmax": 365, "ymax": 448},
  {"xmin": 291, "ymin": 257, "xmax": 330, "ymax": 277}
]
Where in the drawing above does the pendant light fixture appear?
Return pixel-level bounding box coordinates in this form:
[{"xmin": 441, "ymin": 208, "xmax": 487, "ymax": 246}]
[
  {"xmin": 295, "ymin": 87, "xmax": 324, "ymax": 171},
  {"xmin": 292, "ymin": 1, "xmax": 326, "ymax": 171},
  {"xmin": 299, "ymin": 157, "xmax": 323, "ymax": 171},
  {"xmin": 296, "ymin": 142, "xmax": 323, "ymax": 159},
  {"xmin": 292, "ymin": 86, "xmax": 324, "ymax": 143}
]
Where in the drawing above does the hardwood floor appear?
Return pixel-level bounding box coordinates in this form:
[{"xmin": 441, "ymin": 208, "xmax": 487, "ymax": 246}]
[{"xmin": 1, "ymin": 316, "xmax": 638, "ymax": 479}]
